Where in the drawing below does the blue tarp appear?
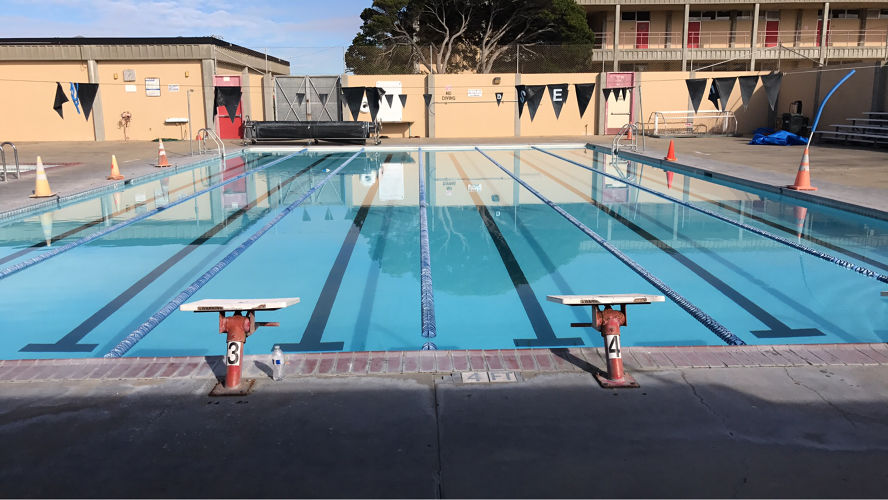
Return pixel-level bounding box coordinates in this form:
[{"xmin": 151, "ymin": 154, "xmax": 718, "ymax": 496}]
[{"xmin": 749, "ymin": 128, "xmax": 808, "ymax": 146}]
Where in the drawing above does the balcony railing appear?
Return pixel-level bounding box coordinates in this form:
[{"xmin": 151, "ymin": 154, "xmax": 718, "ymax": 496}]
[{"xmin": 612, "ymin": 29, "xmax": 887, "ymax": 50}]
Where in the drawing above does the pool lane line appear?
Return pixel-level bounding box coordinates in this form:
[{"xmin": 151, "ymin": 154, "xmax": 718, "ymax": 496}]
[
  {"xmin": 520, "ymin": 155, "xmax": 826, "ymax": 340},
  {"xmin": 0, "ymin": 150, "xmax": 308, "ymax": 283},
  {"xmin": 21, "ymin": 155, "xmax": 335, "ymax": 353},
  {"xmin": 0, "ymin": 155, "xmax": 272, "ymax": 267},
  {"xmin": 535, "ymin": 146, "xmax": 888, "ymax": 286},
  {"xmin": 477, "ymin": 147, "xmax": 744, "ymax": 346},
  {"xmin": 279, "ymin": 157, "xmax": 386, "ymax": 353},
  {"xmin": 105, "ymin": 149, "xmax": 364, "ymax": 358},
  {"xmin": 450, "ymin": 153, "xmax": 583, "ymax": 348},
  {"xmin": 418, "ymin": 149, "xmax": 437, "ymax": 346},
  {"xmin": 562, "ymin": 147, "xmax": 888, "ymax": 275}
]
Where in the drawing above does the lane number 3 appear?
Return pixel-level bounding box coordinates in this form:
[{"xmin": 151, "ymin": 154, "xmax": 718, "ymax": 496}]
[{"xmin": 226, "ymin": 341, "xmax": 242, "ymax": 366}]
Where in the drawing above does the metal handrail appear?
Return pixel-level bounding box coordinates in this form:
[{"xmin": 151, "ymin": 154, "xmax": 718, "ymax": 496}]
[
  {"xmin": 612, "ymin": 122, "xmax": 640, "ymax": 154},
  {"xmin": 196, "ymin": 128, "xmax": 225, "ymax": 159},
  {"xmin": 650, "ymin": 110, "xmax": 737, "ymax": 137},
  {"xmin": 611, "ymin": 29, "xmax": 886, "ymax": 49},
  {"xmin": 0, "ymin": 142, "xmax": 20, "ymax": 182}
]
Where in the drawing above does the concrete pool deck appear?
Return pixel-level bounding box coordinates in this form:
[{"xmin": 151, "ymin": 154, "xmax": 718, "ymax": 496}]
[{"xmin": 1, "ymin": 136, "xmax": 887, "ymax": 497}]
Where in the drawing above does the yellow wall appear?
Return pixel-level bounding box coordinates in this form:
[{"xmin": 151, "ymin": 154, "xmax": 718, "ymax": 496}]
[
  {"xmin": 640, "ymin": 70, "xmax": 772, "ymax": 133},
  {"xmin": 345, "ymin": 74, "xmax": 428, "ymax": 137},
  {"xmin": 0, "ymin": 62, "xmax": 95, "ymax": 141},
  {"xmin": 778, "ymin": 64, "xmax": 874, "ymax": 128},
  {"xmin": 520, "ymin": 73, "xmax": 598, "ymax": 136},
  {"xmin": 432, "ymin": 73, "xmax": 517, "ymax": 138},
  {"xmin": 248, "ymin": 71, "xmax": 265, "ymax": 121},
  {"xmin": 97, "ymin": 60, "xmax": 206, "ymax": 141}
]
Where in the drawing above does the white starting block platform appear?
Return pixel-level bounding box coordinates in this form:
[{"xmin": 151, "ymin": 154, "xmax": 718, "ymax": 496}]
[
  {"xmin": 882, "ymin": 291, "xmax": 888, "ymax": 297},
  {"xmin": 547, "ymin": 294, "xmax": 665, "ymax": 306},
  {"xmin": 180, "ymin": 298, "xmax": 300, "ymax": 312}
]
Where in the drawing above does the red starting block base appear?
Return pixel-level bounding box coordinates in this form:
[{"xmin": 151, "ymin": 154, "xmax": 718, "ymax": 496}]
[
  {"xmin": 209, "ymin": 378, "xmax": 256, "ymax": 397},
  {"xmin": 594, "ymin": 371, "xmax": 640, "ymax": 389}
]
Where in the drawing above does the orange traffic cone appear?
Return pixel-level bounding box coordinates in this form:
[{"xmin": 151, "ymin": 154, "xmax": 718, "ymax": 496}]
[
  {"xmin": 666, "ymin": 171, "xmax": 674, "ymax": 189},
  {"xmin": 627, "ymin": 127, "xmax": 633, "ymax": 141},
  {"xmin": 108, "ymin": 154, "xmax": 124, "ymax": 180},
  {"xmin": 786, "ymin": 147, "xmax": 817, "ymax": 191},
  {"xmin": 793, "ymin": 206, "xmax": 808, "ymax": 239},
  {"xmin": 664, "ymin": 140, "xmax": 677, "ymax": 161},
  {"xmin": 156, "ymin": 139, "xmax": 171, "ymax": 168},
  {"xmin": 29, "ymin": 156, "xmax": 56, "ymax": 198}
]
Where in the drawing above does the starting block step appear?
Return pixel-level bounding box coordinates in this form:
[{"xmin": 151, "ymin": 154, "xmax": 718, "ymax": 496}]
[
  {"xmin": 180, "ymin": 297, "xmax": 300, "ymax": 312},
  {"xmin": 547, "ymin": 294, "xmax": 665, "ymax": 306}
]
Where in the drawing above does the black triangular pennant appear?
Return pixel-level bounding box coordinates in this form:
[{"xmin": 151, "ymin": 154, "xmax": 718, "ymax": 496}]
[
  {"xmin": 524, "ymin": 85, "xmax": 545, "ymax": 121},
  {"xmin": 77, "ymin": 83, "xmax": 99, "ymax": 121},
  {"xmin": 378, "ymin": 88, "xmax": 386, "ymax": 96},
  {"xmin": 53, "ymin": 82, "xmax": 68, "ymax": 118},
  {"xmin": 713, "ymin": 77, "xmax": 736, "ymax": 111},
  {"xmin": 296, "ymin": 93, "xmax": 305, "ymax": 106},
  {"xmin": 603, "ymin": 88, "xmax": 612, "ymax": 101},
  {"xmin": 495, "ymin": 92, "xmax": 503, "ymax": 106},
  {"xmin": 423, "ymin": 93, "xmax": 432, "ymax": 108},
  {"xmin": 547, "ymin": 83, "xmax": 569, "ymax": 119},
  {"xmin": 737, "ymin": 76, "xmax": 758, "ymax": 110},
  {"xmin": 516, "ymin": 85, "xmax": 526, "ymax": 117},
  {"xmin": 707, "ymin": 81, "xmax": 720, "ymax": 109},
  {"xmin": 302, "ymin": 209, "xmax": 311, "ymax": 221},
  {"xmin": 319, "ymin": 93, "xmax": 329, "ymax": 106},
  {"xmin": 214, "ymin": 87, "xmax": 242, "ymax": 123},
  {"xmin": 686, "ymin": 79, "xmax": 707, "ymax": 113},
  {"xmin": 619, "ymin": 88, "xmax": 628, "ymax": 101},
  {"xmin": 385, "ymin": 94, "xmax": 394, "ymax": 107},
  {"xmin": 575, "ymin": 83, "xmax": 595, "ymax": 118},
  {"xmin": 398, "ymin": 94, "xmax": 407, "ymax": 108},
  {"xmin": 366, "ymin": 87, "xmax": 382, "ymax": 121},
  {"xmin": 761, "ymin": 72, "xmax": 783, "ymax": 111},
  {"xmin": 342, "ymin": 87, "xmax": 366, "ymax": 121}
]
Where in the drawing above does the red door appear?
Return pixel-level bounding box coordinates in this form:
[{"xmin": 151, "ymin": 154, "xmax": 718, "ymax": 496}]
[
  {"xmin": 213, "ymin": 75, "xmax": 243, "ymax": 139},
  {"xmin": 635, "ymin": 21, "xmax": 650, "ymax": 48},
  {"xmin": 817, "ymin": 20, "xmax": 830, "ymax": 46},
  {"xmin": 687, "ymin": 21, "xmax": 701, "ymax": 48},
  {"xmin": 764, "ymin": 20, "xmax": 779, "ymax": 47}
]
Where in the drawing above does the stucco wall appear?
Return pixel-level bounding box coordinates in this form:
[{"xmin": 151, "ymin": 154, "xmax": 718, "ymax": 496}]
[
  {"xmin": 0, "ymin": 61, "xmax": 95, "ymax": 141},
  {"xmin": 97, "ymin": 60, "xmax": 206, "ymax": 141}
]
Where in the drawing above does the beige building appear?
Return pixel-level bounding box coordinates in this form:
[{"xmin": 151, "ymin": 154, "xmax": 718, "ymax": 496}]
[
  {"xmin": 0, "ymin": 37, "xmax": 289, "ymax": 142},
  {"xmin": 577, "ymin": 0, "xmax": 888, "ymax": 71}
]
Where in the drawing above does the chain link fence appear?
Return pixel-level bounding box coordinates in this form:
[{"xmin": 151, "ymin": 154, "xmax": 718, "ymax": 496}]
[{"xmin": 260, "ymin": 44, "xmax": 872, "ymax": 76}]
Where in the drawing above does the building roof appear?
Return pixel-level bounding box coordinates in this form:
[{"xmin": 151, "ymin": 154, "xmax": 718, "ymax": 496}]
[
  {"xmin": 0, "ymin": 37, "xmax": 290, "ymax": 74},
  {"xmin": 0, "ymin": 37, "xmax": 289, "ymax": 65}
]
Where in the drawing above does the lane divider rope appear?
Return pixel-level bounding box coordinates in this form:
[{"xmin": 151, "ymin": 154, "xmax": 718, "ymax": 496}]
[
  {"xmin": 477, "ymin": 147, "xmax": 745, "ymax": 346},
  {"xmin": 418, "ymin": 148, "xmax": 437, "ymax": 348},
  {"xmin": 105, "ymin": 149, "xmax": 364, "ymax": 358},
  {"xmin": 534, "ymin": 146, "xmax": 888, "ymax": 285},
  {"xmin": 0, "ymin": 149, "xmax": 308, "ymax": 282}
]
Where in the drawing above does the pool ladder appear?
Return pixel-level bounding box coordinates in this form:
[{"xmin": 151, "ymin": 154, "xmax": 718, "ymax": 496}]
[
  {"xmin": 196, "ymin": 128, "xmax": 225, "ymax": 160},
  {"xmin": 1, "ymin": 141, "xmax": 21, "ymax": 182},
  {"xmin": 611, "ymin": 122, "xmax": 641, "ymax": 155}
]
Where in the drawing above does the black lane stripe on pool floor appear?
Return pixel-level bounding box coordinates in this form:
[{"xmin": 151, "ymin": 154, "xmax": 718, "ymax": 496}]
[
  {"xmin": 278, "ymin": 154, "xmax": 388, "ymax": 352},
  {"xmin": 522, "ymin": 156, "xmax": 825, "ymax": 341},
  {"xmin": 21, "ymin": 155, "xmax": 332, "ymax": 353},
  {"xmin": 0, "ymin": 154, "xmax": 273, "ymax": 267},
  {"xmin": 449, "ymin": 153, "xmax": 583, "ymax": 348}
]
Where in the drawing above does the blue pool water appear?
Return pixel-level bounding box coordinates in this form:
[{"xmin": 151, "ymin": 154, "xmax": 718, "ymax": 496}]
[{"xmin": 1, "ymin": 146, "xmax": 886, "ymax": 360}]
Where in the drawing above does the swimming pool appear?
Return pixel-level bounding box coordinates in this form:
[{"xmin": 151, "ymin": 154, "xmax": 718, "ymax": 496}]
[{"xmin": 1, "ymin": 145, "xmax": 886, "ymax": 360}]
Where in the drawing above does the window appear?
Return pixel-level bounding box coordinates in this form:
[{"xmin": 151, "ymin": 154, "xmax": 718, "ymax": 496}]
[
  {"xmin": 736, "ymin": 10, "xmax": 752, "ymax": 20},
  {"xmin": 829, "ymin": 9, "xmax": 860, "ymax": 19},
  {"xmin": 715, "ymin": 11, "xmax": 732, "ymax": 20},
  {"xmin": 621, "ymin": 11, "xmax": 651, "ymax": 21},
  {"xmin": 760, "ymin": 11, "xmax": 780, "ymax": 21}
]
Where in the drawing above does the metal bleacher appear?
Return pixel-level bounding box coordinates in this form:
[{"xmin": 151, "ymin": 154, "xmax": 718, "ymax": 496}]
[{"xmin": 818, "ymin": 111, "xmax": 888, "ymax": 147}]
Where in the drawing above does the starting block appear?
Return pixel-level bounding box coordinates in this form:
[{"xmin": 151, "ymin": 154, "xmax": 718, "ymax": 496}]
[
  {"xmin": 180, "ymin": 298, "xmax": 300, "ymax": 396},
  {"xmin": 547, "ymin": 294, "xmax": 664, "ymax": 389}
]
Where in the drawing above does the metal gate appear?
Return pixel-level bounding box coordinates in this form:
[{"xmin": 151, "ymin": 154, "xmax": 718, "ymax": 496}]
[{"xmin": 274, "ymin": 75, "xmax": 342, "ymax": 121}]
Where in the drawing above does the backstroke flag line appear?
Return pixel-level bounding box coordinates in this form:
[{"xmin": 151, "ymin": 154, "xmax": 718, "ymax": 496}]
[
  {"xmin": 53, "ymin": 82, "xmax": 68, "ymax": 118},
  {"xmin": 686, "ymin": 79, "xmax": 707, "ymax": 113},
  {"xmin": 713, "ymin": 77, "xmax": 736, "ymax": 111},
  {"xmin": 547, "ymin": 83, "xmax": 569, "ymax": 119},
  {"xmin": 524, "ymin": 85, "xmax": 546, "ymax": 121},
  {"xmin": 761, "ymin": 72, "xmax": 783, "ymax": 111},
  {"xmin": 737, "ymin": 76, "xmax": 759, "ymax": 110},
  {"xmin": 575, "ymin": 83, "xmax": 595, "ymax": 118},
  {"xmin": 342, "ymin": 87, "xmax": 365, "ymax": 120}
]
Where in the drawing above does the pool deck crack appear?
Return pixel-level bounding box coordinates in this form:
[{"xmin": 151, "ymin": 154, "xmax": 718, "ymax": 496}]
[
  {"xmin": 680, "ymin": 371, "xmax": 749, "ymax": 496},
  {"xmin": 432, "ymin": 379, "xmax": 444, "ymax": 499},
  {"xmin": 783, "ymin": 367, "xmax": 859, "ymax": 429}
]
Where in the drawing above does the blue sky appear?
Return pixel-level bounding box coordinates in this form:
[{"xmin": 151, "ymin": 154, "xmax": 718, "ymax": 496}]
[{"xmin": 4, "ymin": 0, "xmax": 371, "ymax": 74}]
